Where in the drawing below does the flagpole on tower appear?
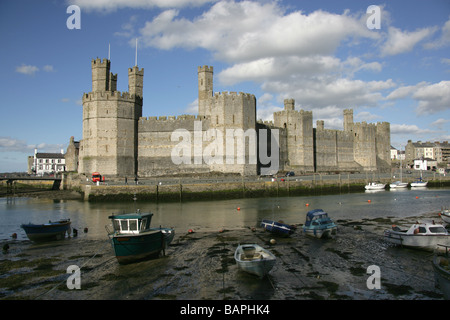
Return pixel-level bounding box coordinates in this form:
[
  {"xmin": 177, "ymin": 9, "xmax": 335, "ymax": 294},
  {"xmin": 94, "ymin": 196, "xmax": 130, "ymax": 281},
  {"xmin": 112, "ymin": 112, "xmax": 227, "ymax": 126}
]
[
  {"xmin": 135, "ymin": 38, "xmax": 138, "ymax": 66},
  {"xmin": 108, "ymin": 43, "xmax": 110, "ymax": 60}
]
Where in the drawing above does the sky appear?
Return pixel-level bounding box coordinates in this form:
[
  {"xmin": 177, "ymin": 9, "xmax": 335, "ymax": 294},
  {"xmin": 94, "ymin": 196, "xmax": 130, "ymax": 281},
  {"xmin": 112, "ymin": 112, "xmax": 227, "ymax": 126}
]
[{"xmin": 0, "ymin": 0, "xmax": 449, "ymax": 172}]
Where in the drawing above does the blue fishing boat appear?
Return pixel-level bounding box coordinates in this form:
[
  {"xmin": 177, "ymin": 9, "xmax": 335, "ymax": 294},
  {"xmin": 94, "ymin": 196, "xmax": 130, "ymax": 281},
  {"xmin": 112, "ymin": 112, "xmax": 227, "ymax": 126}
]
[
  {"xmin": 261, "ymin": 219, "xmax": 296, "ymax": 236},
  {"xmin": 107, "ymin": 211, "xmax": 175, "ymax": 264},
  {"xmin": 303, "ymin": 209, "xmax": 337, "ymax": 239},
  {"xmin": 21, "ymin": 219, "xmax": 71, "ymax": 242}
]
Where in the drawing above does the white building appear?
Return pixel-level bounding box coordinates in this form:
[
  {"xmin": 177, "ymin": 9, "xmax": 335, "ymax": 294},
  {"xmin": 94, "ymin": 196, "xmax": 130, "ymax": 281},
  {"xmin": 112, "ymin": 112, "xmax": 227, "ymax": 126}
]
[
  {"xmin": 31, "ymin": 149, "xmax": 66, "ymax": 175},
  {"xmin": 413, "ymin": 158, "xmax": 437, "ymax": 171}
]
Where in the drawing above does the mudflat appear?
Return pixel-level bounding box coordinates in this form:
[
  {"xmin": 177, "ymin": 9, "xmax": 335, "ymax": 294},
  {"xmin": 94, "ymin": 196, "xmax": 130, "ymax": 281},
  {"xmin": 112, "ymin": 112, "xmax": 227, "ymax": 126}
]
[{"xmin": 0, "ymin": 212, "xmax": 445, "ymax": 300}]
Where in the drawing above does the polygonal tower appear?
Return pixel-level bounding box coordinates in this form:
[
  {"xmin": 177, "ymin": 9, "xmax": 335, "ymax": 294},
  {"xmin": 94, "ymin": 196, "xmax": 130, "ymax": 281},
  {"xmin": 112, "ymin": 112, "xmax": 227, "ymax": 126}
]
[{"xmin": 78, "ymin": 58, "xmax": 143, "ymax": 177}]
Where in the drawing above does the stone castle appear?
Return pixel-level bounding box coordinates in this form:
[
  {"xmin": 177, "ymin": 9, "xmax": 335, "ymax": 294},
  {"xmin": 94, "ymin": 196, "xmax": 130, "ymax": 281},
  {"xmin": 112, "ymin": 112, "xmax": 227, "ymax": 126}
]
[{"xmin": 77, "ymin": 58, "xmax": 391, "ymax": 177}]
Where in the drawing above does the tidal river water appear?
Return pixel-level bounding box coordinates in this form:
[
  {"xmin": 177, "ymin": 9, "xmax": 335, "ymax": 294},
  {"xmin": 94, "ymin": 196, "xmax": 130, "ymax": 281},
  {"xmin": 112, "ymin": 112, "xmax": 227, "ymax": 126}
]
[
  {"xmin": 1, "ymin": 187, "xmax": 449, "ymax": 241},
  {"xmin": 1, "ymin": 187, "xmax": 450, "ymax": 301}
]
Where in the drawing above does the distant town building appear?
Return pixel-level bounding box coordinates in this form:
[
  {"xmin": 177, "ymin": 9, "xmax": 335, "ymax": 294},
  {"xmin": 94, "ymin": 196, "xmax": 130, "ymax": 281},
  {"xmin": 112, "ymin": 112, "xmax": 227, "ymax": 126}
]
[
  {"xmin": 405, "ymin": 140, "xmax": 450, "ymax": 167},
  {"xmin": 413, "ymin": 158, "xmax": 437, "ymax": 171},
  {"xmin": 390, "ymin": 146, "xmax": 405, "ymax": 160},
  {"xmin": 30, "ymin": 149, "xmax": 66, "ymax": 175}
]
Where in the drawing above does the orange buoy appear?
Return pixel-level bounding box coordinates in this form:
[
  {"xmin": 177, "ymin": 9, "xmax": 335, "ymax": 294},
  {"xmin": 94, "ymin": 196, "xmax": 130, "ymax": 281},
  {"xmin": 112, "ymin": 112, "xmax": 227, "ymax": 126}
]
[
  {"xmin": 367, "ymin": 200, "xmax": 371, "ymax": 203},
  {"xmin": 306, "ymin": 203, "xmax": 309, "ymax": 206},
  {"xmin": 237, "ymin": 207, "xmax": 241, "ymax": 211},
  {"xmin": 188, "ymin": 229, "xmax": 193, "ymax": 234},
  {"xmin": 416, "ymin": 196, "xmax": 419, "ymax": 199}
]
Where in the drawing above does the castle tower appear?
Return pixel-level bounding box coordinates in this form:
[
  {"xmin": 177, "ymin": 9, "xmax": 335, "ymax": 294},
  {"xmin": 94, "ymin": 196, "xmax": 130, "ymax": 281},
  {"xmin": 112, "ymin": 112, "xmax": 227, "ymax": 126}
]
[
  {"xmin": 128, "ymin": 66, "xmax": 144, "ymax": 98},
  {"xmin": 78, "ymin": 58, "xmax": 143, "ymax": 177},
  {"xmin": 343, "ymin": 109, "xmax": 353, "ymax": 132},
  {"xmin": 198, "ymin": 66, "xmax": 213, "ymax": 117},
  {"xmin": 91, "ymin": 58, "xmax": 110, "ymax": 92},
  {"xmin": 273, "ymin": 99, "xmax": 314, "ymax": 173}
]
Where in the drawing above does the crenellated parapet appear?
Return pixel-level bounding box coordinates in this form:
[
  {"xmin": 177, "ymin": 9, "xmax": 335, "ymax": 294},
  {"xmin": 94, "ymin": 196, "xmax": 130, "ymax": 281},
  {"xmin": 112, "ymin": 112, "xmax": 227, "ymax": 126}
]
[
  {"xmin": 82, "ymin": 91, "xmax": 142, "ymax": 103},
  {"xmin": 139, "ymin": 114, "xmax": 211, "ymax": 132}
]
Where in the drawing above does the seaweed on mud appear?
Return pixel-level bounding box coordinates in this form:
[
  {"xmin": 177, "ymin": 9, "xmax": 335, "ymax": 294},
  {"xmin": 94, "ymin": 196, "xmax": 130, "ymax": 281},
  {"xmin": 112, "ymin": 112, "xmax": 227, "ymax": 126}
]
[
  {"xmin": 383, "ymin": 282, "xmax": 413, "ymax": 297},
  {"xmin": 325, "ymin": 247, "xmax": 352, "ymax": 260}
]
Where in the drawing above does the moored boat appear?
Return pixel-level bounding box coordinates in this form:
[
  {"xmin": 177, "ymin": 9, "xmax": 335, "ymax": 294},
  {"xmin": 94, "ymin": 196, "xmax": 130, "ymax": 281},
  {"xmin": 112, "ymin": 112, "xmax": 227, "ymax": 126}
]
[
  {"xmin": 389, "ymin": 181, "xmax": 408, "ymax": 188},
  {"xmin": 439, "ymin": 208, "xmax": 450, "ymax": 224},
  {"xmin": 433, "ymin": 245, "xmax": 450, "ymax": 300},
  {"xmin": 107, "ymin": 212, "xmax": 174, "ymax": 264},
  {"xmin": 411, "ymin": 177, "xmax": 427, "ymax": 187},
  {"xmin": 365, "ymin": 182, "xmax": 385, "ymax": 190},
  {"xmin": 261, "ymin": 219, "xmax": 296, "ymax": 236},
  {"xmin": 234, "ymin": 244, "xmax": 276, "ymax": 278},
  {"xmin": 303, "ymin": 209, "xmax": 337, "ymax": 239},
  {"xmin": 21, "ymin": 219, "xmax": 71, "ymax": 242},
  {"xmin": 384, "ymin": 222, "xmax": 450, "ymax": 251}
]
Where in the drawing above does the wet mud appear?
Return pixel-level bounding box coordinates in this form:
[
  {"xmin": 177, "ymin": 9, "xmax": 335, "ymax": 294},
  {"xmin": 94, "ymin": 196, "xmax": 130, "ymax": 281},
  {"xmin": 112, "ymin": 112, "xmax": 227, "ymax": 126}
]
[{"xmin": 0, "ymin": 212, "xmax": 445, "ymax": 300}]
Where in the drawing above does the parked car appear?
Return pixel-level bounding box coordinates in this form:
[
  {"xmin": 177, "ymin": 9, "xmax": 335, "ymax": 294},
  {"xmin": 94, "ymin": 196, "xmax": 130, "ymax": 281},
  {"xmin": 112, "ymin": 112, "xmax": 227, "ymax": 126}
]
[{"xmin": 285, "ymin": 171, "xmax": 295, "ymax": 177}]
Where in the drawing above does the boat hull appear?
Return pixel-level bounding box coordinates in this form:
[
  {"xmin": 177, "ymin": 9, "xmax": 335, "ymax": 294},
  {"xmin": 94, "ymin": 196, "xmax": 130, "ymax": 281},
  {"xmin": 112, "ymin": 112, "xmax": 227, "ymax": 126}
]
[
  {"xmin": 261, "ymin": 219, "xmax": 295, "ymax": 236},
  {"xmin": 389, "ymin": 182, "xmax": 408, "ymax": 188},
  {"xmin": 440, "ymin": 211, "xmax": 450, "ymax": 224},
  {"xmin": 21, "ymin": 220, "xmax": 71, "ymax": 242},
  {"xmin": 110, "ymin": 229, "xmax": 166, "ymax": 264},
  {"xmin": 411, "ymin": 182, "xmax": 427, "ymax": 187},
  {"xmin": 433, "ymin": 255, "xmax": 450, "ymax": 299},
  {"xmin": 234, "ymin": 244, "xmax": 276, "ymax": 278},
  {"xmin": 384, "ymin": 231, "xmax": 450, "ymax": 251},
  {"xmin": 303, "ymin": 225, "xmax": 337, "ymax": 239}
]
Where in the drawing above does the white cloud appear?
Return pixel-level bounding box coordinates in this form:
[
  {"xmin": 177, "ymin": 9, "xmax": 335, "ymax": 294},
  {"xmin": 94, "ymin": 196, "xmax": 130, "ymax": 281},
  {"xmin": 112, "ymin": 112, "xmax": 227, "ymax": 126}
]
[
  {"xmin": 424, "ymin": 18, "xmax": 450, "ymax": 49},
  {"xmin": 15, "ymin": 64, "xmax": 39, "ymax": 75},
  {"xmin": 386, "ymin": 81, "xmax": 450, "ymax": 115},
  {"xmin": 0, "ymin": 137, "xmax": 64, "ymax": 153},
  {"xmin": 431, "ymin": 118, "xmax": 450, "ymax": 130},
  {"xmin": 380, "ymin": 26, "xmax": 437, "ymax": 56},
  {"xmin": 390, "ymin": 124, "xmax": 434, "ymax": 135},
  {"xmin": 15, "ymin": 64, "xmax": 55, "ymax": 75},
  {"xmin": 414, "ymin": 81, "xmax": 450, "ymax": 115},
  {"xmin": 43, "ymin": 65, "xmax": 55, "ymax": 72},
  {"xmin": 138, "ymin": 2, "xmax": 378, "ymax": 63},
  {"xmin": 70, "ymin": 0, "xmax": 216, "ymax": 12}
]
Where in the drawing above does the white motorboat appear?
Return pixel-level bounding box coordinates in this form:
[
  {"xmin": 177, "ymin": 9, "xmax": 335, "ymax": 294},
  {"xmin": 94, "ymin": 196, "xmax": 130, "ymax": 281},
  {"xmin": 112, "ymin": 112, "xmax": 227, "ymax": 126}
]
[
  {"xmin": 389, "ymin": 181, "xmax": 408, "ymax": 188},
  {"xmin": 365, "ymin": 182, "xmax": 385, "ymax": 190},
  {"xmin": 439, "ymin": 208, "xmax": 450, "ymax": 224},
  {"xmin": 234, "ymin": 244, "xmax": 276, "ymax": 278},
  {"xmin": 384, "ymin": 222, "xmax": 450, "ymax": 251}
]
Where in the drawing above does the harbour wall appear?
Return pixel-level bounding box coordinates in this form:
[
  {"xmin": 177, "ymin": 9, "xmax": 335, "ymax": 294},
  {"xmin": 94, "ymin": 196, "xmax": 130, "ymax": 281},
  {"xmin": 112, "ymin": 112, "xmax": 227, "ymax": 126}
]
[{"xmin": 80, "ymin": 177, "xmax": 450, "ymax": 202}]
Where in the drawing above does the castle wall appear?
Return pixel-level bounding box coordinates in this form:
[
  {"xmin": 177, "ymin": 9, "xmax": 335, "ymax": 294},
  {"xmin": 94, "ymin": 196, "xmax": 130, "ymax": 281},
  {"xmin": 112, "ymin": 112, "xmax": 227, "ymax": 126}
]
[
  {"xmin": 138, "ymin": 115, "xmax": 212, "ymax": 177},
  {"xmin": 273, "ymin": 100, "xmax": 314, "ymax": 173},
  {"xmin": 209, "ymin": 92, "xmax": 257, "ymax": 175},
  {"xmin": 78, "ymin": 58, "xmax": 391, "ymax": 178},
  {"xmin": 353, "ymin": 122, "xmax": 377, "ymax": 171}
]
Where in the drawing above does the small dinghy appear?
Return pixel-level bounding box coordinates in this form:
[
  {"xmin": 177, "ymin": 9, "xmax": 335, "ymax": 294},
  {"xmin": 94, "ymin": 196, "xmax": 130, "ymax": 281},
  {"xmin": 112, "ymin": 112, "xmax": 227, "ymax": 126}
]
[{"xmin": 234, "ymin": 244, "xmax": 276, "ymax": 278}]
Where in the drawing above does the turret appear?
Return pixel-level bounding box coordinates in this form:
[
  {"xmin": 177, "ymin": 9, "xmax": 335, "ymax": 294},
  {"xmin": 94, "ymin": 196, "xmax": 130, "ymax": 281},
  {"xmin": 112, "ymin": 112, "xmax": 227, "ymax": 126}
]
[
  {"xmin": 128, "ymin": 66, "xmax": 144, "ymax": 98},
  {"xmin": 198, "ymin": 66, "xmax": 213, "ymax": 117},
  {"xmin": 91, "ymin": 58, "xmax": 110, "ymax": 92},
  {"xmin": 343, "ymin": 109, "xmax": 354, "ymax": 132}
]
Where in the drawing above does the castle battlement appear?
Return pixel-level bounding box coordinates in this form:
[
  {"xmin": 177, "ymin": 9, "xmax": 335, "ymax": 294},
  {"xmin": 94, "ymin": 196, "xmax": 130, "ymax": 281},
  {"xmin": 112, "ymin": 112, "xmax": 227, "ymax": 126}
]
[
  {"xmin": 212, "ymin": 91, "xmax": 255, "ymax": 99},
  {"xmin": 128, "ymin": 66, "xmax": 144, "ymax": 75},
  {"xmin": 82, "ymin": 91, "xmax": 141, "ymax": 103},
  {"xmin": 139, "ymin": 114, "xmax": 207, "ymax": 123},
  {"xmin": 91, "ymin": 58, "xmax": 110, "ymax": 67},
  {"xmin": 198, "ymin": 65, "xmax": 213, "ymax": 73}
]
